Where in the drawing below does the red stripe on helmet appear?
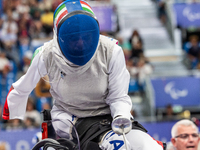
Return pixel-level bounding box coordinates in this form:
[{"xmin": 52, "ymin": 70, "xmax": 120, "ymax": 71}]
[
  {"xmin": 56, "ymin": 10, "xmax": 68, "ymax": 27},
  {"xmin": 80, "ymin": 1, "xmax": 92, "ymax": 9}
]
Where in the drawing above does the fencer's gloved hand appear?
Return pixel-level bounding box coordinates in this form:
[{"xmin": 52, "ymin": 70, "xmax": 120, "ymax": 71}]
[{"xmin": 111, "ymin": 116, "xmax": 132, "ymax": 135}]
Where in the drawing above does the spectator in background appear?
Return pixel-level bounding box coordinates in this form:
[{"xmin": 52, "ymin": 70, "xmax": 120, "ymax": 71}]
[
  {"xmin": 0, "ymin": 9, "xmax": 18, "ymax": 51},
  {"xmin": 42, "ymin": 101, "xmax": 51, "ymax": 110},
  {"xmin": 2, "ymin": 3, "xmax": 19, "ymax": 22},
  {"xmin": 38, "ymin": 0, "xmax": 53, "ymax": 11},
  {"xmin": 126, "ymin": 29, "xmax": 153, "ymax": 95},
  {"xmin": 187, "ymin": 35, "xmax": 200, "ymax": 69},
  {"xmin": 17, "ymin": 12, "xmax": 32, "ymax": 48},
  {"xmin": 0, "ymin": 18, "xmax": 3, "ymax": 28},
  {"xmin": 162, "ymin": 104, "xmax": 177, "ymax": 121},
  {"xmin": 129, "ymin": 29, "xmax": 143, "ymax": 50},
  {"xmin": 22, "ymin": 50, "xmax": 33, "ymax": 74},
  {"xmin": 0, "ymin": 9, "xmax": 20, "ymax": 66},
  {"xmin": 29, "ymin": 8, "xmax": 43, "ymax": 39},
  {"xmin": 40, "ymin": 9, "xmax": 54, "ymax": 37},
  {"xmin": 5, "ymin": 119, "xmax": 23, "ymax": 131},
  {"xmin": 0, "ymin": 51, "xmax": 11, "ymax": 77},
  {"xmin": 24, "ymin": 117, "xmax": 36, "ymax": 129},
  {"xmin": 29, "ymin": 0, "xmax": 45, "ymax": 38},
  {"xmin": 24, "ymin": 97, "xmax": 42, "ymax": 128},
  {"xmin": 136, "ymin": 57, "xmax": 153, "ymax": 84},
  {"xmin": 157, "ymin": 0, "xmax": 167, "ymax": 24},
  {"xmin": 128, "ymin": 29, "xmax": 144, "ymax": 67},
  {"xmin": 128, "ymin": 40, "xmax": 144, "ymax": 66},
  {"xmin": 29, "ymin": 0, "xmax": 40, "ymax": 18},
  {"xmin": 170, "ymin": 119, "xmax": 200, "ymax": 150},
  {"xmin": 127, "ymin": 56, "xmax": 153, "ymax": 92},
  {"xmin": 16, "ymin": 0, "xmax": 30, "ymax": 16},
  {"xmin": 191, "ymin": 117, "xmax": 200, "ymax": 127}
]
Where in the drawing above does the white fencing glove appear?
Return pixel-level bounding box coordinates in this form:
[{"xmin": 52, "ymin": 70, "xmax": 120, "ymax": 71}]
[{"xmin": 111, "ymin": 116, "xmax": 132, "ymax": 135}]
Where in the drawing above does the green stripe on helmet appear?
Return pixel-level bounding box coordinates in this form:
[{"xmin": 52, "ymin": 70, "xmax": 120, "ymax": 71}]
[
  {"xmin": 82, "ymin": 7, "xmax": 94, "ymax": 15},
  {"xmin": 54, "ymin": 4, "xmax": 66, "ymax": 20}
]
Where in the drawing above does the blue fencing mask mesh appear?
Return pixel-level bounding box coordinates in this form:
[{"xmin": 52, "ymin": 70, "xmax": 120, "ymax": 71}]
[{"xmin": 56, "ymin": 1, "xmax": 100, "ymax": 66}]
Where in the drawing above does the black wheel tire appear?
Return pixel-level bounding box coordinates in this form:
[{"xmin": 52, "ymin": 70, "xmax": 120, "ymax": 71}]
[{"xmin": 31, "ymin": 138, "xmax": 60, "ymax": 150}]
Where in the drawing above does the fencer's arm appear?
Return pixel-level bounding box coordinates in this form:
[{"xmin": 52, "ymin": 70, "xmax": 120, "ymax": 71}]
[
  {"xmin": 106, "ymin": 44, "xmax": 132, "ymax": 120},
  {"xmin": 2, "ymin": 48, "xmax": 47, "ymax": 120}
]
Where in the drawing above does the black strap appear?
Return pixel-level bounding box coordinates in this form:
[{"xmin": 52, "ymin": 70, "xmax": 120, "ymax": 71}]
[
  {"xmin": 73, "ymin": 115, "xmax": 148, "ymax": 150},
  {"xmin": 73, "ymin": 115, "xmax": 112, "ymax": 150},
  {"xmin": 74, "ymin": 115, "xmax": 112, "ymax": 139},
  {"xmin": 131, "ymin": 120, "xmax": 148, "ymax": 133}
]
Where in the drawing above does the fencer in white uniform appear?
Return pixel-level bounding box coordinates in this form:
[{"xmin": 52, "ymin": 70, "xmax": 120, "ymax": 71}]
[{"xmin": 2, "ymin": 0, "xmax": 164, "ymax": 149}]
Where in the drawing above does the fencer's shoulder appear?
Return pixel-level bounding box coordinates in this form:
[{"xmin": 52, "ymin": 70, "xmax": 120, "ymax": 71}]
[
  {"xmin": 31, "ymin": 44, "xmax": 45, "ymax": 62},
  {"xmin": 43, "ymin": 39, "xmax": 54, "ymax": 49},
  {"xmin": 99, "ymin": 35, "xmax": 122, "ymax": 54},
  {"xmin": 100, "ymin": 35, "xmax": 118, "ymax": 46},
  {"xmin": 33, "ymin": 39, "xmax": 54, "ymax": 55}
]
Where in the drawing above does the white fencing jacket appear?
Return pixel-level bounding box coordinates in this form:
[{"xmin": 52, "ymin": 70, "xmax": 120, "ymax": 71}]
[{"xmin": 2, "ymin": 34, "xmax": 132, "ymax": 121}]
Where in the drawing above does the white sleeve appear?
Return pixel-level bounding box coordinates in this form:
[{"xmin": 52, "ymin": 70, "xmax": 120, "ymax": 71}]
[
  {"xmin": 107, "ymin": 44, "xmax": 132, "ymax": 119},
  {"xmin": 8, "ymin": 49, "xmax": 47, "ymax": 120}
]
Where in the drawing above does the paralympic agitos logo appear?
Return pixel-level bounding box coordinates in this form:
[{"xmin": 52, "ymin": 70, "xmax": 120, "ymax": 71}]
[
  {"xmin": 164, "ymin": 82, "xmax": 188, "ymax": 100},
  {"xmin": 183, "ymin": 7, "xmax": 200, "ymax": 22}
]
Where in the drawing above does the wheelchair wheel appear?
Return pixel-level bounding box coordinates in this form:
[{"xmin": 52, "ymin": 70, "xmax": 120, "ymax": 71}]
[
  {"xmin": 31, "ymin": 138, "xmax": 78, "ymax": 150},
  {"xmin": 31, "ymin": 138, "xmax": 62, "ymax": 150}
]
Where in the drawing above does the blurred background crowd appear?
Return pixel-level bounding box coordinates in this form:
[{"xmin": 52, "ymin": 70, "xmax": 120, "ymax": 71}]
[{"xmin": 1, "ymin": 0, "xmax": 200, "ymax": 149}]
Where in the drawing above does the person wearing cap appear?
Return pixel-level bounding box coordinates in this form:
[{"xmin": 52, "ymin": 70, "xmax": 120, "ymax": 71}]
[{"xmin": 2, "ymin": 0, "xmax": 164, "ymax": 150}]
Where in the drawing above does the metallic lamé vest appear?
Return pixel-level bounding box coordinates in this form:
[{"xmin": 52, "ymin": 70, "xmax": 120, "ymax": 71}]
[{"xmin": 43, "ymin": 35, "xmax": 117, "ymax": 118}]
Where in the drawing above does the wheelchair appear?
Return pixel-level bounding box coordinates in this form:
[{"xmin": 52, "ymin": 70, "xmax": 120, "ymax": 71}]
[
  {"xmin": 32, "ymin": 109, "xmax": 106, "ymax": 150},
  {"xmin": 32, "ymin": 109, "xmax": 166, "ymax": 150}
]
